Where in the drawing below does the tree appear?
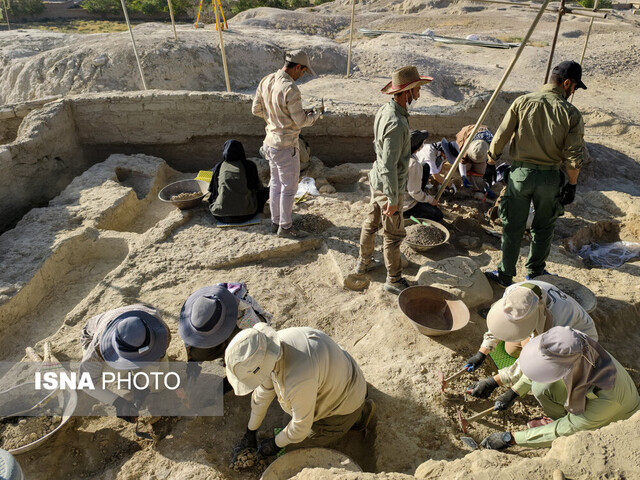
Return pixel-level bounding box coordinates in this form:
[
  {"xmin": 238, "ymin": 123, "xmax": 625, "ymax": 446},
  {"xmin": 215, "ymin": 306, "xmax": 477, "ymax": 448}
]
[{"xmin": 7, "ymin": 0, "xmax": 45, "ymax": 17}]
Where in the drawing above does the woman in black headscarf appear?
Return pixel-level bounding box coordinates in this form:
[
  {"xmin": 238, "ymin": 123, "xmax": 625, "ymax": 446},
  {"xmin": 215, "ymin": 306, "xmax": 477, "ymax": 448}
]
[{"xmin": 209, "ymin": 140, "xmax": 269, "ymax": 223}]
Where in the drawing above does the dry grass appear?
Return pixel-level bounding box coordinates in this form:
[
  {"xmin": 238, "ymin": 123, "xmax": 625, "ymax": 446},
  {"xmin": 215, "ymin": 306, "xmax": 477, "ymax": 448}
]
[
  {"xmin": 498, "ymin": 35, "xmax": 548, "ymax": 47},
  {"xmin": 12, "ymin": 20, "xmax": 133, "ymax": 34}
]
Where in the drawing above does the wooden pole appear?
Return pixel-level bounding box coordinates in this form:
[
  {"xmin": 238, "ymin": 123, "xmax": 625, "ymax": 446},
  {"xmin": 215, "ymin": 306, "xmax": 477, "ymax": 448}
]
[
  {"xmin": 213, "ymin": 0, "xmax": 231, "ymax": 92},
  {"xmin": 1, "ymin": 0, "xmax": 10, "ymax": 31},
  {"xmin": 167, "ymin": 0, "xmax": 178, "ymax": 41},
  {"xmin": 580, "ymin": 0, "xmax": 600, "ymax": 64},
  {"xmin": 435, "ymin": 0, "xmax": 553, "ymax": 202},
  {"xmin": 119, "ymin": 0, "xmax": 147, "ymax": 90},
  {"xmin": 346, "ymin": 0, "xmax": 357, "ymax": 78},
  {"xmin": 543, "ymin": 0, "xmax": 566, "ymax": 84}
]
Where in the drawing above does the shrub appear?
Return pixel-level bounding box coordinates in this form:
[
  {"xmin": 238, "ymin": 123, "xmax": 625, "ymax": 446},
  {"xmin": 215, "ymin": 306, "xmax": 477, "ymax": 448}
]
[
  {"xmin": 6, "ymin": 0, "xmax": 46, "ymax": 17},
  {"xmin": 577, "ymin": 0, "xmax": 612, "ymax": 8}
]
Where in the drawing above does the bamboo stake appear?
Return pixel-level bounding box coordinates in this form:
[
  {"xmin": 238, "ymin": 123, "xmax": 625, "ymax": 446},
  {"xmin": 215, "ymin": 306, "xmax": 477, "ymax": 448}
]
[
  {"xmin": 167, "ymin": 0, "xmax": 178, "ymax": 41},
  {"xmin": 120, "ymin": 0, "xmax": 147, "ymax": 90},
  {"xmin": 213, "ymin": 0, "xmax": 231, "ymax": 92},
  {"xmin": 435, "ymin": 0, "xmax": 553, "ymax": 202},
  {"xmin": 1, "ymin": 0, "xmax": 10, "ymax": 31},
  {"xmin": 543, "ymin": 0, "xmax": 566, "ymax": 84},
  {"xmin": 346, "ymin": 0, "xmax": 356, "ymax": 78}
]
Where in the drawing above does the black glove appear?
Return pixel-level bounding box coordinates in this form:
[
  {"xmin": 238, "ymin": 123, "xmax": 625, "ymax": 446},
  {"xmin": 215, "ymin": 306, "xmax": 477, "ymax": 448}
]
[
  {"xmin": 483, "ymin": 163, "xmax": 497, "ymax": 185},
  {"xmin": 481, "ymin": 432, "xmax": 512, "ymax": 450},
  {"xmin": 113, "ymin": 397, "xmax": 138, "ymax": 423},
  {"xmin": 256, "ymin": 437, "xmax": 280, "ymax": 458},
  {"xmin": 464, "ymin": 351, "xmax": 487, "ymax": 372},
  {"xmin": 132, "ymin": 387, "xmax": 150, "ymax": 409},
  {"xmin": 466, "ymin": 377, "xmax": 499, "ymax": 398},
  {"xmin": 560, "ymin": 183, "xmax": 577, "ymax": 205},
  {"xmin": 186, "ymin": 361, "xmax": 202, "ymax": 381},
  {"xmin": 494, "ymin": 388, "xmax": 519, "ymax": 411},
  {"xmin": 231, "ymin": 428, "xmax": 257, "ymax": 463}
]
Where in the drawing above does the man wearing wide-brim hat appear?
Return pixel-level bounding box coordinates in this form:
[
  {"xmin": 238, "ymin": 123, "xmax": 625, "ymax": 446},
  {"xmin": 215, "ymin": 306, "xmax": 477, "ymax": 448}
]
[
  {"xmin": 177, "ymin": 283, "xmax": 272, "ymax": 392},
  {"xmin": 481, "ymin": 326, "xmax": 639, "ymax": 450},
  {"xmin": 353, "ymin": 65, "xmax": 433, "ymax": 295},
  {"xmin": 464, "ymin": 280, "xmax": 598, "ymax": 412},
  {"xmin": 226, "ymin": 325, "xmax": 375, "ymax": 460},
  {"xmin": 79, "ymin": 304, "xmax": 170, "ymax": 423}
]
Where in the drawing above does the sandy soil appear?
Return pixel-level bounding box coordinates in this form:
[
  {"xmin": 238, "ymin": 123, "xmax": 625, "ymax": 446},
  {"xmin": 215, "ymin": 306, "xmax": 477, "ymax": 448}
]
[{"xmin": 1, "ymin": 0, "xmax": 640, "ymax": 479}]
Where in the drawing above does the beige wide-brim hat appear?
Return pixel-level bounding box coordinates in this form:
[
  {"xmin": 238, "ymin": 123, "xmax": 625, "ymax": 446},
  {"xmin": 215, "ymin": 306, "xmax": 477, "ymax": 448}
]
[
  {"xmin": 487, "ymin": 283, "xmax": 546, "ymax": 343},
  {"xmin": 225, "ymin": 323, "xmax": 281, "ymax": 396},
  {"xmin": 381, "ymin": 65, "xmax": 433, "ymax": 94}
]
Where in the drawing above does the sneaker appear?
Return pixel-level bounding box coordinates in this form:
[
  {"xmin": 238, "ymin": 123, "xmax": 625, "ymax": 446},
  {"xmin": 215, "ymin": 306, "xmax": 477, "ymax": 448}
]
[
  {"xmin": 353, "ymin": 257, "xmax": 381, "ymax": 275},
  {"xmin": 526, "ymin": 416, "xmax": 553, "ymax": 429},
  {"xmin": 351, "ymin": 398, "xmax": 376, "ymax": 432},
  {"xmin": 277, "ymin": 225, "xmax": 309, "ymax": 239},
  {"xmin": 525, "ymin": 270, "xmax": 557, "ymax": 281},
  {"xmin": 271, "ymin": 223, "xmax": 279, "ymax": 234},
  {"xmin": 484, "ymin": 270, "xmax": 513, "ymax": 288},
  {"xmin": 384, "ymin": 278, "xmax": 410, "ymax": 295}
]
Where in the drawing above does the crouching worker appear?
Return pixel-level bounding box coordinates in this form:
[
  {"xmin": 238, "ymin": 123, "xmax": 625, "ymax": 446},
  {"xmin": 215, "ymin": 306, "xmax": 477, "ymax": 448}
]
[
  {"xmin": 209, "ymin": 139, "xmax": 269, "ymax": 224},
  {"xmin": 79, "ymin": 305, "xmax": 171, "ymax": 423},
  {"xmin": 178, "ymin": 283, "xmax": 272, "ymax": 396},
  {"xmin": 465, "ymin": 281, "xmax": 597, "ymax": 409},
  {"xmin": 227, "ymin": 325, "xmax": 375, "ymax": 461},
  {"xmin": 481, "ymin": 326, "xmax": 640, "ymax": 450},
  {"xmin": 403, "ymin": 130, "xmax": 443, "ymax": 223}
]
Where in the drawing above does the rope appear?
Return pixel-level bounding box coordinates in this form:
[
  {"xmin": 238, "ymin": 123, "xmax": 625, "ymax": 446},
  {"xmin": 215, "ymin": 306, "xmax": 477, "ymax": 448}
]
[
  {"xmin": 346, "ymin": 0, "xmax": 356, "ymax": 77},
  {"xmin": 120, "ymin": 0, "xmax": 147, "ymax": 90},
  {"xmin": 435, "ymin": 0, "xmax": 553, "ymax": 202}
]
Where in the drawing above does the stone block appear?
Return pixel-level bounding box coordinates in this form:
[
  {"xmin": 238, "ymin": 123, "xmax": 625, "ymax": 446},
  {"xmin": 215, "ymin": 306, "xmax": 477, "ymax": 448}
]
[{"xmin": 417, "ymin": 256, "xmax": 493, "ymax": 308}]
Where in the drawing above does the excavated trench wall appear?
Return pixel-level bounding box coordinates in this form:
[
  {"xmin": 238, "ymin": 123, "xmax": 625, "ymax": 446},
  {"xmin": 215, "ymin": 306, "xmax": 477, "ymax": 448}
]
[{"xmin": 0, "ymin": 89, "xmax": 516, "ymax": 232}]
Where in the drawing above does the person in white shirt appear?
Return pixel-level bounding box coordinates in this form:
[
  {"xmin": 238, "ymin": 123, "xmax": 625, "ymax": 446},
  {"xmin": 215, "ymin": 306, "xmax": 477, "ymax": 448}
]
[{"xmin": 402, "ymin": 130, "xmax": 443, "ymax": 222}]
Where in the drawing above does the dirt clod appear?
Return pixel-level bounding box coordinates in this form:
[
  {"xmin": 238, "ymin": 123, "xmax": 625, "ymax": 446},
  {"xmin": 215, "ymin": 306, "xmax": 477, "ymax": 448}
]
[{"xmin": 0, "ymin": 416, "xmax": 60, "ymax": 450}]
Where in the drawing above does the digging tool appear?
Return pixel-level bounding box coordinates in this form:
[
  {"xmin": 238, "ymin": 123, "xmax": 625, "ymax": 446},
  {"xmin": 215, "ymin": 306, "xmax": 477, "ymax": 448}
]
[
  {"xmin": 135, "ymin": 419, "xmax": 153, "ymax": 440},
  {"xmin": 457, "ymin": 406, "xmax": 495, "ymax": 434},
  {"xmin": 460, "ymin": 436, "xmax": 479, "ymax": 450},
  {"xmin": 438, "ymin": 367, "xmax": 467, "ymax": 393}
]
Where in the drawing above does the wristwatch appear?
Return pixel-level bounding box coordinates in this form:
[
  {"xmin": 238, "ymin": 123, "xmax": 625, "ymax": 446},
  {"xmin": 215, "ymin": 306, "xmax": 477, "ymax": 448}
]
[{"xmin": 502, "ymin": 432, "xmax": 513, "ymax": 445}]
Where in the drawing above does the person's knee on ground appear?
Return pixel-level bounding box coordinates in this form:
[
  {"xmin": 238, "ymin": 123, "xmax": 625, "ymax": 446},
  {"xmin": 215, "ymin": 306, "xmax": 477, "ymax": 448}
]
[{"xmin": 531, "ymin": 380, "xmax": 569, "ymax": 420}]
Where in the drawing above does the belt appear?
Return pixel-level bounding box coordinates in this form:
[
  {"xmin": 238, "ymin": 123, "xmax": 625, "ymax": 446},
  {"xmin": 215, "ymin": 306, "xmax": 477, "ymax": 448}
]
[{"xmin": 512, "ymin": 161, "xmax": 559, "ymax": 171}]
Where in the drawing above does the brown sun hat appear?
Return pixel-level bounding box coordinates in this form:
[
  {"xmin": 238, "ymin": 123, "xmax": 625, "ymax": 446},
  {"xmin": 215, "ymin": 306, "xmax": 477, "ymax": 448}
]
[{"xmin": 381, "ymin": 66, "xmax": 433, "ymax": 94}]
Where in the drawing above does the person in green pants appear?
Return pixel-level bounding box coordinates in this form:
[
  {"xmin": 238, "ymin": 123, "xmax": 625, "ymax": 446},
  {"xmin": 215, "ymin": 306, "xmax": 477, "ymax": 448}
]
[{"xmin": 485, "ymin": 61, "xmax": 587, "ymax": 287}]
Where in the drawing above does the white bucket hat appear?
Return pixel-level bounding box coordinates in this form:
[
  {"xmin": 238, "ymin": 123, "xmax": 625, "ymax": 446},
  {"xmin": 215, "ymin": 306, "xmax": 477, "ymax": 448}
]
[
  {"xmin": 225, "ymin": 323, "xmax": 281, "ymax": 396},
  {"xmin": 487, "ymin": 283, "xmax": 546, "ymax": 343}
]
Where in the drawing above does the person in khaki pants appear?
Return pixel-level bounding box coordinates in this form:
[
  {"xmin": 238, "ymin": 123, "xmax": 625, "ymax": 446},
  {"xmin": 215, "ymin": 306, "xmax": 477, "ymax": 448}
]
[{"xmin": 354, "ymin": 65, "xmax": 432, "ymax": 295}]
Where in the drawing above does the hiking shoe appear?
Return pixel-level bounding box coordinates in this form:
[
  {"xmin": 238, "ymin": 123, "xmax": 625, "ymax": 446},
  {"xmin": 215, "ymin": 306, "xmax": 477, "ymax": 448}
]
[
  {"xmin": 484, "ymin": 270, "xmax": 513, "ymax": 288},
  {"xmin": 271, "ymin": 223, "xmax": 279, "ymax": 234},
  {"xmin": 354, "ymin": 257, "xmax": 382, "ymax": 275},
  {"xmin": 352, "ymin": 398, "xmax": 376, "ymax": 432},
  {"xmin": 384, "ymin": 278, "xmax": 410, "ymax": 295},
  {"xmin": 525, "ymin": 270, "xmax": 557, "ymax": 280},
  {"xmin": 277, "ymin": 225, "xmax": 309, "ymax": 239}
]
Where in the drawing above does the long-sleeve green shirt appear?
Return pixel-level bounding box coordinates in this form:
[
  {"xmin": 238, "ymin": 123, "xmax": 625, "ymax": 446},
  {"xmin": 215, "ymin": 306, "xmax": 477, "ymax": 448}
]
[
  {"xmin": 513, "ymin": 356, "xmax": 640, "ymax": 448},
  {"xmin": 490, "ymin": 84, "xmax": 584, "ymax": 170},
  {"xmin": 369, "ymin": 100, "xmax": 410, "ymax": 207}
]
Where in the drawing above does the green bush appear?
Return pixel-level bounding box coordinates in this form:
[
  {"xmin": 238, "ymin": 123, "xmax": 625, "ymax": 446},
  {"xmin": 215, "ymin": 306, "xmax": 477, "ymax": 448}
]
[
  {"xmin": 6, "ymin": 0, "xmax": 46, "ymax": 17},
  {"xmin": 82, "ymin": 0, "xmax": 191, "ymax": 16},
  {"xmin": 577, "ymin": 0, "xmax": 612, "ymax": 8},
  {"xmin": 81, "ymin": 0, "xmax": 122, "ymax": 15}
]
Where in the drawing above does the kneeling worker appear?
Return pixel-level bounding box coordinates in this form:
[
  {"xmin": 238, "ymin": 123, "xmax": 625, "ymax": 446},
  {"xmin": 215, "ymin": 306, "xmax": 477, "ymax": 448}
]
[
  {"xmin": 79, "ymin": 304, "xmax": 171, "ymax": 423},
  {"xmin": 465, "ymin": 281, "xmax": 598, "ymax": 409},
  {"xmin": 402, "ymin": 130, "xmax": 443, "ymax": 223},
  {"xmin": 481, "ymin": 326, "xmax": 639, "ymax": 449},
  {"xmin": 227, "ymin": 324, "xmax": 375, "ymax": 460}
]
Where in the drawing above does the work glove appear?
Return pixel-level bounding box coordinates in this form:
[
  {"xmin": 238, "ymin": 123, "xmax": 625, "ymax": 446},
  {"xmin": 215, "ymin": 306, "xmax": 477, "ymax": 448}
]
[
  {"xmin": 256, "ymin": 437, "xmax": 280, "ymax": 458},
  {"xmin": 113, "ymin": 397, "xmax": 139, "ymax": 424},
  {"xmin": 481, "ymin": 432, "xmax": 512, "ymax": 450},
  {"xmin": 466, "ymin": 377, "xmax": 499, "ymax": 398},
  {"xmin": 132, "ymin": 387, "xmax": 150, "ymax": 409},
  {"xmin": 483, "ymin": 163, "xmax": 497, "ymax": 185},
  {"xmin": 186, "ymin": 361, "xmax": 202, "ymax": 382},
  {"xmin": 494, "ymin": 388, "xmax": 519, "ymax": 411},
  {"xmin": 231, "ymin": 428, "xmax": 257, "ymax": 463},
  {"xmin": 559, "ymin": 183, "xmax": 577, "ymax": 206},
  {"xmin": 464, "ymin": 351, "xmax": 487, "ymax": 372}
]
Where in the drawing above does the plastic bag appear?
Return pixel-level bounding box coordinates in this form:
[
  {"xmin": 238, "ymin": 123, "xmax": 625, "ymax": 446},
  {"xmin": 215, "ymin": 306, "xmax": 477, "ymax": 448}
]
[
  {"xmin": 577, "ymin": 241, "xmax": 640, "ymax": 268},
  {"xmin": 296, "ymin": 177, "xmax": 320, "ymax": 198}
]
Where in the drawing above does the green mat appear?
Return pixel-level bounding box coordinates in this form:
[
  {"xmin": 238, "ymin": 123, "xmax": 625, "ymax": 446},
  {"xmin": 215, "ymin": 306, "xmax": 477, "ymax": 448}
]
[{"xmin": 489, "ymin": 341, "xmax": 518, "ymax": 369}]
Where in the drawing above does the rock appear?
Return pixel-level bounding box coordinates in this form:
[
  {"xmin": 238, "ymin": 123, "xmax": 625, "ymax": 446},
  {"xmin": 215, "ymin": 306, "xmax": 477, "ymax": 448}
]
[
  {"xmin": 456, "ymin": 235, "xmax": 481, "ymax": 250},
  {"xmin": 417, "ymin": 256, "xmax": 493, "ymax": 307},
  {"xmin": 319, "ymin": 184, "xmax": 336, "ymax": 194},
  {"xmin": 93, "ymin": 54, "xmax": 108, "ymax": 67}
]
